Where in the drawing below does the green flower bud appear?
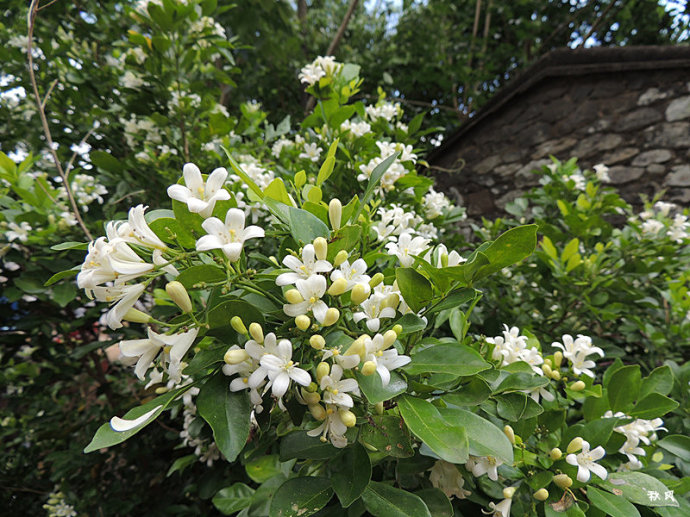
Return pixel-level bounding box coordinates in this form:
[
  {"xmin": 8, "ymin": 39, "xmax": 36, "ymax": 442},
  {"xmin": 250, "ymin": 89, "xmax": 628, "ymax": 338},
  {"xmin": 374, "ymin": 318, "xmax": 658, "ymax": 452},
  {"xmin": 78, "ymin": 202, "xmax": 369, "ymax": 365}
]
[
  {"xmin": 392, "ymin": 324, "xmax": 403, "ymax": 336},
  {"xmin": 339, "ymin": 409, "xmax": 356, "ymax": 427},
  {"xmin": 313, "ymin": 237, "xmax": 328, "ymax": 261},
  {"xmin": 224, "ymin": 348, "xmax": 249, "ymax": 365},
  {"xmin": 553, "ymin": 350, "xmax": 563, "ymax": 368},
  {"xmin": 350, "ymin": 284, "xmax": 369, "ymax": 305},
  {"xmin": 329, "ymin": 198, "xmax": 342, "ymax": 230},
  {"xmin": 309, "ymin": 335, "xmax": 325, "ymax": 350},
  {"xmin": 553, "ymin": 474, "xmax": 573, "ymax": 489},
  {"xmin": 549, "ymin": 447, "xmax": 563, "ymax": 460},
  {"xmin": 361, "ymin": 360, "xmax": 377, "ymax": 376},
  {"xmin": 249, "ymin": 322, "xmax": 264, "ymax": 344},
  {"xmin": 503, "ymin": 487, "xmax": 516, "ymax": 499},
  {"xmin": 567, "ymin": 437, "xmax": 583, "ymax": 454},
  {"xmin": 295, "ymin": 315, "xmax": 311, "ymax": 331},
  {"xmin": 231, "ymin": 316, "xmax": 248, "ymax": 335},
  {"xmin": 316, "ymin": 362, "xmax": 330, "ymax": 382},
  {"xmin": 165, "ymin": 281, "xmax": 192, "ymax": 313},
  {"xmin": 334, "ymin": 250, "xmax": 349, "ymax": 267},
  {"xmin": 285, "ymin": 289, "xmax": 304, "ymax": 304},
  {"xmin": 369, "ymin": 272, "xmax": 384, "ymax": 288},
  {"xmin": 309, "ymin": 403, "xmax": 326, "ymax": 421},
  {"xmin": 570, "ymin": 380, "xmax": 586, "ymax": 392},
  {"xmin": 383, "ymin": 330, "xmax": 397, "ymax": 349},
  {"xmin": 322, "ymin": 308, "xmax": 340, "ymax": 326},
  {"xmin": 123, "ymin": 308, "xmax": 152, "ymax": 324},
  {"xmin": 328, "ymin": 278, "xmax": 348, "ymax": 296},
  {"xmin": 503, "ymin": 425, "xmax": 516, "ymax": 445},
  {"xmin": 533, "ymin": 488, "xmax": 549, "ymax": 501}
]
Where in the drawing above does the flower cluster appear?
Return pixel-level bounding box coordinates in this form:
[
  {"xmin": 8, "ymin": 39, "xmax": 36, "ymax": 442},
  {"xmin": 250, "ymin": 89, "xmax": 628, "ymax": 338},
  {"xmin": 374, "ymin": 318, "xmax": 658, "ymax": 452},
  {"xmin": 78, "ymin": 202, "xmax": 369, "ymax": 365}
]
[
  {"xmin": 636, "ymin": 200, "xmax": 690, "ymax": 242},
  {"xmin": 551, "ymin": 333, "xmax": 604, "ymax": 378},
  {"xmin": 604, "ymin": 410, "xmax": 666, "ymax": 469},
  {"xmin": 298, "ymin": 56, "xmax": 342, "ymax": 86}
]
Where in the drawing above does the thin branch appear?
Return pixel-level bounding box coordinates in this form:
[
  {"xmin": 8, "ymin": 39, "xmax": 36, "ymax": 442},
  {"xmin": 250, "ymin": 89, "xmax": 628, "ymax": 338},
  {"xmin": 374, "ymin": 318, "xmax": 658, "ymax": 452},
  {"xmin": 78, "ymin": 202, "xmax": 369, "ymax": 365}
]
[
  {"xmin": 65, "ymin": 126, "xmax": 96, "ymax": 176},
  {"xmin": 41, "ymin": 78, "xmax": 58, "ymax": 109},
  {"xmin": 27, "ymin": 0, "xmax": 93, "ymax": 240},
  {"xmin": 397, "ymin": 97, "xmax": 468, "ymax": 115},
  {"xmin": 0, "ymin": 485, "xmax": 50, "ymax": 495},
  {"xmin": 578, "ymin": 0, "xmax": 619, "ymax": 47},
  {"xmin": 36, "ymin": 0, "xmax": 59, "ymax": 11},
  {"xmin": 462, "ymin": 0, "xmax": 482, "ymax": 107}
]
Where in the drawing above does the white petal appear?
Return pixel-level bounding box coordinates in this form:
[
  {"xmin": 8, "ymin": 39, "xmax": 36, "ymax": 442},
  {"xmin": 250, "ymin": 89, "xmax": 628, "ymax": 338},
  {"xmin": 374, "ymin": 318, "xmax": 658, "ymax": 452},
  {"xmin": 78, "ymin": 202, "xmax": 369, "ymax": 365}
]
[
  {"xmin": 167, "ymin": 184, "xmax": 192, "ymax": 203},
  {"xmin": 283, "ymin": 301, "xmax": 310, "ymax": 317},
  {"xmin": 289, "ymin": 367, "xmax": 312, "ymax": 387},
  {"xmin": 206, "ymin": 167, "xmax": 228, "ymax": 194},
  {"xmin": 276, "ymin": 272, "xmax": 301, "ymax": 286},
  {"xmin": 110, "ymin": 405, "xmax": 162, "ymax": 432},
  {"xmin": 196, "ymin": 234, "xmax": 223, "ymax": 251},
  {"xmin": 272, "ymin": 372, "xmax": 290, "ymax": 398},
  {"xmin": 119, "ymin": 338, "xmax": 155, "ymax": 358},
  {"xmin": 182, "ymin": 163, "xmax": 203, "ymax": 191},
  {"xmin": 201, "ymin": 217, "xmax": 226, "ymax": 236},
  {"xmin": 311, "ymin": 301, "xmax": 328, "ymax": 323},
  {"xmin": 588, "ymin": 463, "xmax": 608, "ymax": 480},
  {"xmin": 242, "ymin": 225, "xmax": 265, "ymax": 241},
  {"xmin": 222, "ymin": 242, "xmax": 244, "ymax": 261},
  {"xmin": 225, "ymin": 208, "xmax": 246, "ymax": 230}
]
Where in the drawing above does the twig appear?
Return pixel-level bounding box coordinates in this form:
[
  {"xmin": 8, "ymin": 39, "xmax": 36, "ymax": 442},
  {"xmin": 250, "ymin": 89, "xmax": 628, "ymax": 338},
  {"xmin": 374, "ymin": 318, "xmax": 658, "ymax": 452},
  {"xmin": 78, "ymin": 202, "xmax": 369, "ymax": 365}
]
[
  {"xmin": 462, "ymin": 0, "xmax": 482, "ymax": 107},
  {"xmin": 0, "ymin": 485, "xmax": 50, "ymax": 495},
  {"xmin": 578, "ymin": 0, "xmax": 619, "ymax": 47},
  {"xmin": 41, "ymin": 79, "xmax": 58, "ymax": 109},
  {"xmin": 110, "ymin": 189, "xmax": 146, "ymax": 206},
  {"xmin": 65, "ymin": 126, "xmax": 96, "ymax": 175},
  {"xmin": 27, "ymin": 0, "xmax": 93, "ymax": 240},
  {"xmin": 396, "ymin": 97, "xmax": 468, "ymax": 115},
  {"xmin": 36, "ymin": 0, "xmax": 59, "ymax": 11}
]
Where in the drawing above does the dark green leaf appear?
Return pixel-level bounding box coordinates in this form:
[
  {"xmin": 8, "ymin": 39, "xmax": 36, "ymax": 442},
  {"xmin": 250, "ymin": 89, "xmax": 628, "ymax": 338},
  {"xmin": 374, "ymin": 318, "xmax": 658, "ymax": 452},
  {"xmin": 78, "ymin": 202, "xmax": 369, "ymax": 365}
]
[
  {"xmin": 149, "ymin": 217, "xmax": 197, "ymax": 248},
  {"xmin": 288, "ymin": 206, "xmax": 330, "ymax": 244},
  {"xmin": 279, "ymin": 432, "xmax": 339, "ymax": 461},
  {"xmin": 177, "ymin": 264, "xmax": 227, "ymax": 289},
  {"xmin": 438, "ymin": 407, "xmax": 514, "ymax": 463},
  {"xmin": 608, "ymin": 365, "xmax": 641, "ymax": 413},
  {"xmin": 50, "ymin": 241, "xmax": 88, "ymax": 251},
  {"xmin": 362, "ymin": 481, "xmax": 431, "ymax": 517},
  {"xmin": 657, "ymin": 435, "xmax": 690, "ymax": 462},
  {"xmin": 473, "ymin": 224, "xmax": 538, "ymax": 281},
  {"xmin": 629, "ymin": 393, "xmax": 679, "ymax": 419},
  {"xmin": 212, "ymin": 483, "xmax": 255, "ymax": 515},
  {"xmin": 332, "ymin": 443, "xmax": 371, "ymax": 508},
  {"xmin": 442, "ymin": 378, "xmax": 492, "ymax": 406},
  {"xmin": 356, "ymin": 371, "xmax": 407, "ymax": 404},
  {"xmin": 359, "ymin": 415, "xmax": 414, "ymax": 458},
  {"xmin": 44, "ymin": 267, "xmax": 79, "ymax": 286},
  {"xmin": 269, "ymin": 477, "xmax": 333, "ymax": 517},
  {"xmin": 413, "ymin": 489, "xmax": 452, "ymax": 517},
  {"xmin": 396, "ymin": 313, "xmax": 428, "ymax": 335},
  {"xmin": 207, "ymin": 300, "xmax": 264, "ymax": 328},
  {"xmin": 587, "ymin": 486, "xmax": 641, "ymax": 517},
  {"xmin": 493, "ymin": 372, "xmax": 550, "ymax": 393},
  {"xmin": 405, "ymin": 343, "xmax": 491, "ymax": 376},
  {"xmin": 640, "ymin": 365, "xmax": 674, "ymax": 398},
  {"xmin": 246, "ymin": 455, "xmax": 282, "ymax": 483},
  {"xmin": 353, "ymin": 152, "xmax": 399, "ymax": 221},
  {"xmin": 496, "ymin": 392, "xmax": 544, "ymax": 421},
  {"xmin": 597, "ymin": 472, "xmax": 679, "ymax": 507},
  {"xmin": 197, "ymin": 373, "xmax": 251, "ymax": 462},
  {"xmin": 396, "ymin": 268, "xmax": 432, "ymax": 313},
  {"xmin": 426, "ymin": 288, "xmax": 477, "ymax": 315},
  {"xmin": 398, "ymin": 395, "xmax": 469, "ymax": 464}
]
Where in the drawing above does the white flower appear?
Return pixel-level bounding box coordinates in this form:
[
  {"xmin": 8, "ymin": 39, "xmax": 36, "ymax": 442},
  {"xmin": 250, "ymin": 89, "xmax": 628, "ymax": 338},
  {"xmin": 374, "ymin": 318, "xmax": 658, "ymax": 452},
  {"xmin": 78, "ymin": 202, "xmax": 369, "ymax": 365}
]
[
  {"xmin": 330, "ymin": 259, "xmax": 370, "ymax": 291},
  {"xmin": 422, "ymin": 188, "xmax": 452, "ymax": 219},
  {"xmin": 283, "ymin": 275, "xmax": 329, "ymax": 323},
  {"xmin": 566, "ymin": 440, "xmax": 607, "ymax": 482},
  {"xmin": 340, "ymin": 120, "xmax": 371, "ymax": 137},
  {"xmin": 6, "ymin": 221, "xmax": 31, "ymax": 242},
  {"xmin": 353, "ymin": 293, "xmax": 397, "ymax": 333},
  {"xmin": 92, "ymin": 282, "xmax": 146, "ymax": 330},
  {"xmin": 593, "ymin": 164, "xmax": 610, "ymax": 182},
  {"xmin": 107, "ymin": 204, "xmax": 168, "ymax": 250},
  {"xmin": 362, "ymin": 333, "xmax": 411, "ymax": 385},
  {"xmin": 654, "ymin": 201, "xmax": 676, "ymax": 217},
  {"xmin": 121, "ymin": 70, "xmax": 146, "ymax": 89},
  {"xmin": 552, "ymin": 334, "xmax": 604, "ymax": 378},
  {"xmin": 641, "ymin": 219, "xmax": 664, "ymax": 236},
  {"xmin": 385, "ymin": 232, "xmax": 429, "ymax": 267},
  {"xmin": 299, "ymin": 143, "xmax": 322, "ymax": 162},
  {"xmin": 167, "ymin": 163, "xmax": 231, "ymax": 218},
  {"xmin": 260, "ymin": 339, "xmax": 311, "ymax": 399},
  {"xmin": 276, "ymin": 244, "xmax": 333, "ymax": 286},
  {"xmin": 466, "ymin": 455, "xmax": 503, "ymax": 481},
  {"xmin": 669, "ymin": 214, "xmax": 689, "ymax": 242},
  {"xmin": 320, "ymin": 364, "xmax": 360, "ymax": 408},
  {"xmin": 619, "ymin": 436, "xmax": 645, "ymax": 468},
  {"xmin": 307, "ymin": 404, "xmax": 349, "ymax": 448},
  {"xmin": 425, "ymin": 244, "xmax": 466, "ymax": 268},
  {"xmin": 110, "ymin": 404, "xmax": 162, "ymax": 432},
  {"xmin": 272, "ymin": 138, "xmax": 293, "ymax": 158},
  {"xmin": 299, "ymin": 63, "xmax": 326, "ymax": 86},
  {"xmin": 429, "ymin": 460, "xmax": 471, "ymax": 499},
  {"xmin": 119, "ymin": 327, "xmax": 199, "ymax": 382},
  {"xmin": 486, "ymin": 498, "xmax": 512, "ymax": 517},
  {"xmin": 196, "ymin": 208, "xmax": 264, "ymax": 261}
]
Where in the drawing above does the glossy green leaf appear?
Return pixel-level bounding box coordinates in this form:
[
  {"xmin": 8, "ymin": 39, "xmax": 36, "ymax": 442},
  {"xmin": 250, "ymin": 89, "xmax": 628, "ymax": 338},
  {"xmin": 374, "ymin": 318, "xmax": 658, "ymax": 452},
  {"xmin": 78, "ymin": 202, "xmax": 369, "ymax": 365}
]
[
  {"xmin": 640, "ymin": 365, "xmax": 674, "ymax": 398},
  {"xmin": 363, "ymin": 482, "xmax": 431, "ymax": 517},
  {"xmin": 657, "ymin": 435, "xmax": 690, "ymax": 462},
  {"xmin": 597, "ymin": 471, "xmax": 679, "ymax": 507},
  {"xmin": 279, "ymin": 432, "xmax": 339, "ymax": 461},
  {"xmin": 332, "ymin": 443, "xmax": 371, "ymax": 507},
  {"xmin": 207, "ymin": 300, "xmax": 264, "ymax": 328},
  {"xmin": 288, "ymin": 206, "xmax": 330, "ymax": 244},
  {"xmin": 213, "ymin": 483, "xmax": 255, "ymax": 515},
  {"xmin": 222, "ymin": 146, "xmax": 264, "ymax": 199},
  {"xmin": 442, "ymin": 378, "xmax": 492, "ymax": 406},
  {"xmin": 353, "ymin": 152, "xmax": 399, "ymax": 221},
  {"xmin": 608, "ymin": 365, "xmax": 641, "ymax": 413},
  {"xmin": 413, "ymin": 489, "xmax": 452, "ymax": 517},
  {"xmin": 316, "ymin": 139, "xmax": 338, "ymax": 186},
  {"xmin": 149, "ymin": 217, "xmax": 197, "ymax": 248},
  {"xmin": 44, "ymin": 267, "xmax": 80, "ymax": 286},
  {"xmin": 327, "ymin": 225, "xmax": 362, "ymax": 260},
  {"xmin": 359, "ymin": 415, "xmax": 414, "ymax": 458},
  {"xmin": 356, "ymin": 371, "xmax": 407, "ymax": 404},
  {"xmin": 396, "ymin": 268, "xmax": 433, "ymax": 313},
  {"xmin": 398, "ymin": 395, "xmax": 469, "ymax": 464},
  {"xmin": 396, "ymin": 313, "xmax": 428, "ymax": 335},
  {"xmin": 426, "ymin": 288, "xmax": 477, "ymax": 315},
  {"xmin": 587, "ymin": 486, "xmax": 640, "ymax": 517},
  {"xmin": 473, "ymin": 224, "xmax": 538, "ymax": 281},
  {"xmin": 264, "ymin": 178, "xmax": 293, "ymax": 206},
  {"xmin": 405, "ymin": 343, "xmax": 491, "ymax": 376},
  {"xmin": 269, "ymin": 477, "xmax": 333, "ymax": 517},
  {"xmin": 176, "ymin": 264, "xmax": 227, "ymax": 289},
  {"xmin": 629, "ymin": 393, "xmax": 679, "ymax": 419},
  {"xmin": 84, "ymin": 385, "xmax": 194, "ymax": 452},
  {"xmin": 246, "ymin": 454, "xmax": 282, "ymax": 483},
  {"xmin": 196, "ymin": 373, "xmax": 251, "ymax": 462},
  {"xmin": 493, "ymin": 372, "xmax": 551, "ymax": 393},
  {"xmin": 496, "ymin": 392, "xmax": 544, "ymax": 421},
  {"xmin": 50, "ymin": 241, "xmax": 88, "ymax": 251},
  {"xmin": 438, "ymin": 407, "xmax": 514, "ymax": 463}
]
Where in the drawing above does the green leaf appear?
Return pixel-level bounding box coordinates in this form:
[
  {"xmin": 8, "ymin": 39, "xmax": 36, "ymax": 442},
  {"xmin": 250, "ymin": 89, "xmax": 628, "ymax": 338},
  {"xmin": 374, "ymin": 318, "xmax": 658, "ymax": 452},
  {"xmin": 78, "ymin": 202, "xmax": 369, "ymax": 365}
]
[
  {"xmin": 327, "ymin": 225, "xmax": 362, "ymax": 260},
  {"xmin": 44, "ymin": 267, "xmax": 79, "ymax": 286},
  {"xmin": 588, "ymin": 486, "xmax": 640, "ymax": 517},
  {"xmin": 493, "ymin": 372, "xmax": 550, "ymax": 393},
  {"xmin": 629, "ymin": 393, "xmax": 679, "ymax": 419},
  {"xmin": 332, "ymin": 443, "xmax": 371, "ymax": 508},
  {"xmin": 438, "ymin": 407, "xmax": 514, "ymax": 463},
  {"xmin": 356, "ymin": 371, "xmax": 407, "ymax": 404},
  {"xmin": 51, "ymin": 241, "xmax": 88, "ymax": 251},
  {"xmin": 354, "ymin": 152, "xmax": 399, "ymax": 221},
  {"xmin": 496, "ymin": 392, "xmax": 544, "ymax": 421},
  {"xmin": 362, "ymin": 481, "xmax": 431, "ymax": 517},
  {"xmin": 442, "ymin": 378, "xmax": 492, "ymax": 406},
  {"xmin": 52, "ymin": 282, "xmax": 76, "ymax": 307},
  {"xmin": 582, "ymin": 417, "xmax": 621, "ymax": 448},
  {"xmin": 207, "ymin": 300, "xmax": 264, "ymax": 329},
  {"xmin": 396, "ymin": 268, "xmax": 432, "ymax": 313},
  {"xmin": 405, "ymin": 343, "xmax": 491, "ymax": 376},
  {"xmin": 222, "ymin": 146, "xmax": 264, "ymax": 199},
  {"xmin": 397, "ymin": 395, "xmax": 469, "ymax": 464},
  {"xmin": 166, "ymin": 454, "xmax": 197, "ymax": 477},
  {"xmin": 597, "ymin": 471, "xmax": 679, "ymax": 507},
  {"xmin": 269, "ymin": 477, "xmax": 333, "ymax": 517},
  {"xmin": 212, "ymin": 483, "xmax": 255, "ymax": 515},
  {"xmin": 279, "ymin": 432, "xmax": 339, "ymax": 461},
  {"xmin": 359, "ymin": 415, "xmax": 414, "ymax": 458},
  {"xmin": 288, "ymin": 206, "xmax": 330, "ymax": 244},
  {"xmin": 426, "ymin": 288, "xmax": 477, "ymax": 315},
  {"xmin": 640, "ymin": 365, "xmax": 674, "ymax": 398},
  {"xmin": 657, "ymin": 435, "xmax": 690, "ymax": 462},
  {"xmin": 608, "ymin": 365, "xmax": 641, "ymax": 413},
  {"xmin": 90, "ymin": 150, "xmax": 123, "ymax": 174},
  {"xmin": 473, "ymin": 224, "xmax": 538, "ymax": 281},
  {"xmin": 177, "ymin": 264, "xmax": 227, "ymax": 289},
  {"xmin": 246, "ymin": 454, "xmax": 283, "ymax": 483},
  {"xmin": 396, "ymin": 313, "xmax": 428, "ymax": 335},
  {"xmin": 149, "ymin": 217, "xmax": 198, "ymax": 248},
  {"xmin": 84, "ymin": 385, "xmax": 193, "ymax": 452},
  {"xmin": 265, "ymin": 178, "xmax": 293, "ymax": 206},
  {"xmin": 196, "ymin": 373, "xmax": 251, "ymax": 462},
  {"xmin": 413, "ymin": 489, "xmax": 452, "ymax": 517},
  {"xmin": 185, "ymin": 343, "xmax": 228, "ymax": 376},
  {"xmin": 316, "ymin": 139, "xmax": 338, "ymax": 186}
]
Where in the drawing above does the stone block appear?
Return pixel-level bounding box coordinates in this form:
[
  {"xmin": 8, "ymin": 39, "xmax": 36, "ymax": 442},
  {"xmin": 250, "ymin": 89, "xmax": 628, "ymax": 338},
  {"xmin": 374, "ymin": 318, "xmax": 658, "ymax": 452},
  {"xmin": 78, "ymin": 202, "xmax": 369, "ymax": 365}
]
[
  {"xmin": 618, "ymin": 108, "xmax": 663, "ymax": 131},
  {"xmin": 666, "ymin": 96, "xmax": 690, "ymax": 122},
  {"xmin": 665, "ymin": 165, "xmax": 690, "ymax": 187},
  {"xmin": 637, "ymin": 87, "xmax": 669, "ymax": 106},
  {"xmin": 645, "ymin": 122, "xmax": 690, "ymax": 148},
  {"xmin": 607, "ymin": 165, "xmax": 645, "ymax": 185},
  {"xmin": 531, "ymin": 137, "xmax": 577, "ymax": 159},
  {"xmin": 495, "ymin": 164, "xmax": 519, "ymax": 177},
  {"xmin": 601, "ymin": 147, "xmax": 639, "ymax": 165},
  {"xmin": 515, "ymin": 159, "xmax": 551, "ymax": 187},
  {"xmin": 646, "ymin": 164, "xmax": 666, "ymax": 175},
  {"xmin": 632, "ymin": 149, "xmax": 672, "ymax": 167},
  {"xmin": 574, "ymin": 134, "xmax": 623, "ymax": 158},
  {"xmin": 473, "ymin": 155, "xmax": 503, "ymax": 175}
]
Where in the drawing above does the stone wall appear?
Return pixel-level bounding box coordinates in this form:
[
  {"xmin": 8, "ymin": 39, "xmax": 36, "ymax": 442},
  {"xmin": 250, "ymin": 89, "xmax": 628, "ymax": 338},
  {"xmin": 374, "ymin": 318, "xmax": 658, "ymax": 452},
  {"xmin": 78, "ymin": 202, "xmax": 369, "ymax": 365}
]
[{"xmin": 428, "ymin": 47, "xmax": 690, "ymax": 217}]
